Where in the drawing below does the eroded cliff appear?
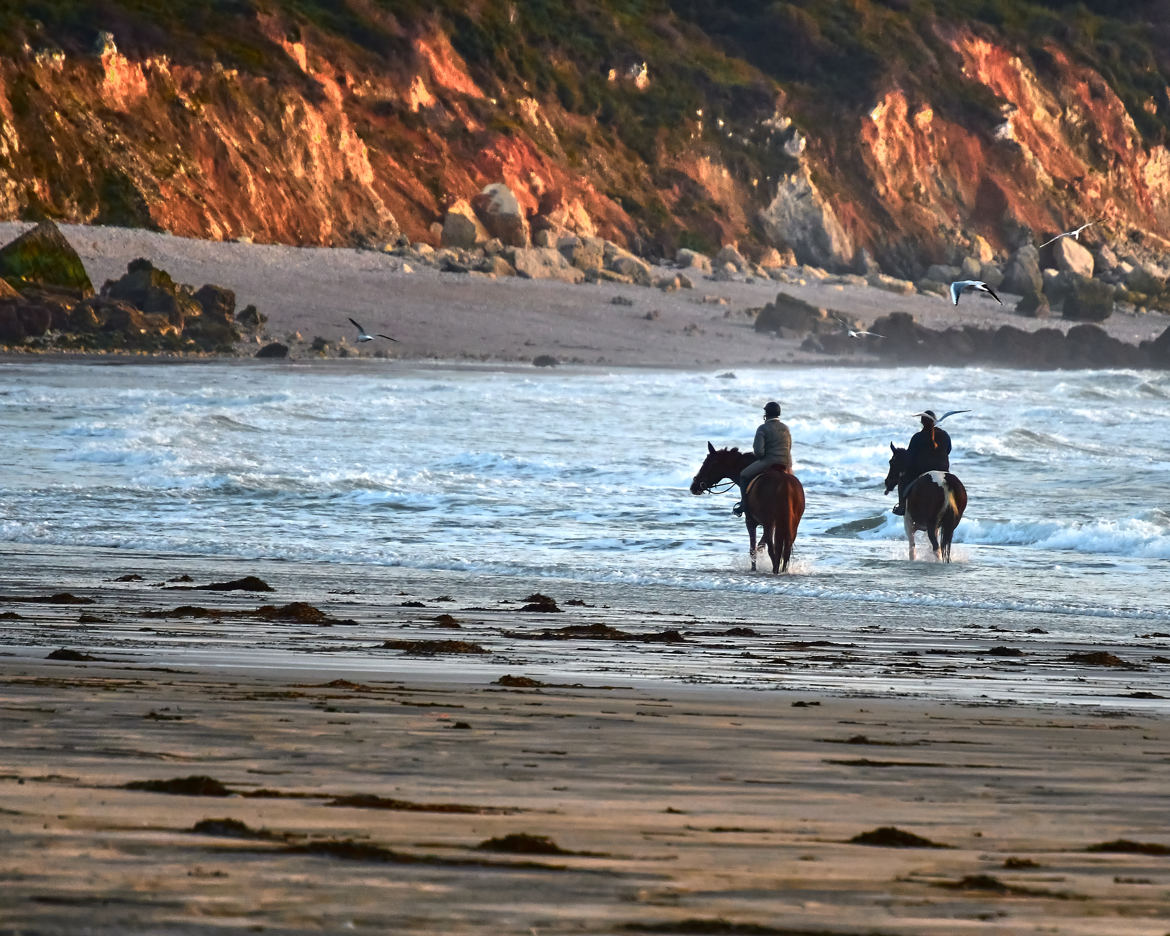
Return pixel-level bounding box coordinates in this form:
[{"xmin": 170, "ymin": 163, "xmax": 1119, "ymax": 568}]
[{"xmin": 2, "ymin": 2, "xmax": 1169, "ymax": 274}]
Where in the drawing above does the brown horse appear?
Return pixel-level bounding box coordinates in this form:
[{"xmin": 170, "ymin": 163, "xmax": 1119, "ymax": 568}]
[
  {"xmin": 883, "ymin": 444, "xmax": 967, "ymax": 562},
  {"xmin": 690, "ymin": 443, "xmax": 805, "ymax": 573}
]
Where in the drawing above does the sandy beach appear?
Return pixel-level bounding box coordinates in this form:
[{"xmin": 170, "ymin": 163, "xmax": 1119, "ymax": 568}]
[
  {"xmin": 3, "ymin": 221, "xmax": 1170, "ymax": 367},
  {"xmin": 2, "ymin": 544, "xmax": 1169, "ymax": 935},
  {"xmin": 3, "ymin": 223, "xmax": 1170, "ymax": 933}
]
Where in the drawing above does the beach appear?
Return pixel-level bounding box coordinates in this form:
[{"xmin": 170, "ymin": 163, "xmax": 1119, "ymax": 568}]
[
  {"xmin": 3, "ymin": 223, "xmax": 1170, "ymax": 934},
  {"xmin": 3, "ymin": 221, "xmax": 1169, "ymax": 366},
  {"xmin": 2, "ymin": 544, "xmax": 1169, "ymax": 935}
]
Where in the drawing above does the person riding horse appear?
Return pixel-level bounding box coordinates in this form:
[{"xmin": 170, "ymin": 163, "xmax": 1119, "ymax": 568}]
[
  {"xmin": 733, "ymin": 401, "xmax": 792, "ymax": 517},
  {"xmin": 892, "ymin": 409, "xmax": 950, "ymax": 516}
]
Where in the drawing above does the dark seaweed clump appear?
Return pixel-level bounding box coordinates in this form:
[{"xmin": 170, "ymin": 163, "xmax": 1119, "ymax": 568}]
[{"xmin": 849, "ymin": 826, "xmax": 949, "ymax": 848}]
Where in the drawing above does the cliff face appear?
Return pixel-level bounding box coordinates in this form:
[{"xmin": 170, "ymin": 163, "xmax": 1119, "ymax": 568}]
[{"xmin": 1, "ymin": 3, "xmax": 1169, "ymax": 273}]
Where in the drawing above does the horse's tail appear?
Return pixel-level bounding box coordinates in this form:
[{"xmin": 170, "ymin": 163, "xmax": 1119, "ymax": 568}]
[{"xmin": 937, "ymin": 473, "xmax": 967, "ymax": 561}]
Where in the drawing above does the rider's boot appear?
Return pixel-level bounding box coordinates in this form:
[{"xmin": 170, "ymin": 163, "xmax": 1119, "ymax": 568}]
[
  {"xmin": 891, "ymin": 482, "xmax": 906, "ymax": 516},
  {"xmin": 732, "ymin": 479, "xmax": 746, "ymax": 517}
]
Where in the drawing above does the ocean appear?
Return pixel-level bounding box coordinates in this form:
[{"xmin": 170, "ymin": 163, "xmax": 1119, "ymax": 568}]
[{"xmin": 1, "ymin": 359, "xmax": 1168, "ymax": 695}]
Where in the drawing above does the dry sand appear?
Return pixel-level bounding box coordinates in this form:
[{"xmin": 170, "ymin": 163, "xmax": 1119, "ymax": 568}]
[
  {"xmin": 2, "ymin": 545, "xmax": 1169, "ymax": 935},
  {"xmin": 4, "ymin": 221, "xmax": 1169, "ymax": 366}
]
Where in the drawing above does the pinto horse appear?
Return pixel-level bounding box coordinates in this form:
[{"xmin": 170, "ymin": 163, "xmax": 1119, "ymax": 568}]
[
  {"xmin": 883, "ymin": 444, "xmax": 967, "ymax": 562},
  {"xmin": 690, "ymin": 443, "xmax": 805, "ymax": 573}
]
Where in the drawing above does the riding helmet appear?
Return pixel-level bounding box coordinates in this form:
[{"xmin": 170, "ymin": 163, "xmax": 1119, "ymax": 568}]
[
  {"xmin": 915, "ymin": 409, "xmax": 937, "ymax": 424},
  {"xmin": 763, "ymin": 401, "xmax": 782, "ymax": 418}
]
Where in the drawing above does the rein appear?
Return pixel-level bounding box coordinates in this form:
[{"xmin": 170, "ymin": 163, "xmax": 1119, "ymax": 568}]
[{"xmin": 699, "ymin": 479, "xmax": 737, "ymax": 495}]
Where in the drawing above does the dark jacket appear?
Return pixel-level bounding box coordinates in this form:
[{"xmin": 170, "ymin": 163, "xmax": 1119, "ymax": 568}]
[{"xmin": 906, "ymin": 425, "xmax": 950, "ymax": 478}]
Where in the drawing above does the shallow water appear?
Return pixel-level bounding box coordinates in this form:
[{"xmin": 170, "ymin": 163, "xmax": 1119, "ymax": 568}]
[{"xmin": 1, "ymin": 360, "xmax": 1167, "ymax": 649}]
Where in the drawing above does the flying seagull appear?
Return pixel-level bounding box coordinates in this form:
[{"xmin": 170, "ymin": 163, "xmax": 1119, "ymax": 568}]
[
  {"xmin": 1038, "ymin": 219, "xmax": 1103, "ymax": 249},
  {"xmin": 949, "ymin": 280, "xmax": 1002, "ymax": 306},
  {"xmin": 828, "ymin": 310, "xmax": 883, "ymax": 338},
  {"xmin": 934, "ymin": 409, "xmax": 971, "ymax": 424},
  {"xmin": 348, "ymin": 317, "xmax": 398, "ymax": 342}
]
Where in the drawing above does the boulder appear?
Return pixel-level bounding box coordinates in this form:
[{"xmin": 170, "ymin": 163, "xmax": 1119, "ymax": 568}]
[
  {"xmin": 979, "ymin": 262, "xmax": 1005, "ymax": 289},
  {"xmin": 0, "ymin": 304, "xmax": 27, "ymax": 344},
  {"xmin": 1124, "ymin": 263, "xmax": 1165, "ymax": 296},
  {"xmin": 925, "ymin": 264, "xmax": 961, "ymax": 283},
  {"xmin": 440, "ymin": 199, "xmax": 489, "ymax": 250},
  {"xmin": 715, "ymin": 244, "xmax": 748, "ymax": 272},
  {"xmin": 256, "ymin": 342, "xmax": 289, "ymax": 358},
  {"xmin": 1015, "ymin": 291, "xmax": 1051, "ymax": 318},
  {"xmin": 1062, "ymin": 277, "xmax": 1115, "ymax": 322},
  {"xmin": 0, "ymin": 220, "xmax": 94, "ymax": 296},
  {"xmin": 1141, "ymin": 325, "xmax": 1170, "ymax": 367},
  {"xmin": 564, "ymin": 239, "xmax": 604, "ymax": 273},
  {"xmin": 508, "ymin": 247, "xmax": 585, "ymax": 284},
  {"xmin": 604, "ymin": 245, "xmax": 652, "ymax": 285},
  {"xmin": 0, "ymin": 277, "xmax": 20, "ymax": 300},
  {"xmin": 1051, "ymin": 237, "xmax": 1094, "ymax": 278},
  {"xmin": 236, "ymin": 304, "xmax": 266, "ymax": 337},
  {"xmin": 186, "ymin": 283, "xmax": 241, "ymax": 350},
  {"xmin": 754, "ymin": 292, "xmax": 835, "ymax": 336},
  {"xmin": 758, "ymin": 165, "xmax": 854, "ymax": 271},
  {"xmin": 970, "ymin": 235, "xmax": 994, "ymax": 264},
  {"xmin": 1001, "ymin": 245, "xmax": 1042, "ymax": 296},
  {"xmin": 676, "ymin": 248, "xmax": 712, "ymax": 273},
  {"xmin": 959, "ymin": 256, "xmax": 983, "ymax": 279},
  {"xmin": 867, "ymin": 272, "xmax": 915, "ymax": 295},
  {"xmin": 102, "ymin": 258, "xmax": 200, "ymax": 328},
  {"xmin": 472, "ymin": 183, "xmax": 530, "ymax": 248}
]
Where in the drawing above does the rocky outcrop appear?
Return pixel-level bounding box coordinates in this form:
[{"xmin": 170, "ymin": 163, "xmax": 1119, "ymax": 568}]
[
  {"xmin": 0, "ymin": 220, "xmax": 93, "ymax": 296},
  {"xmin": 758, "ymin": 166, "xmax": 854, "ymax": 272},
  {"xmin": 754, "ymin": 292, "xmax": 841, "ymax": 337},
  {"xmin": 869, "ymin": 311, "xmax": 1162, "ymax": 369},
  {"xmin": 472, "ymin": 184, "xmax": 529, "ymax": 248},
  {"xmin": 0, "ymin": 226, "xmax": 262, "ymax": 352}
]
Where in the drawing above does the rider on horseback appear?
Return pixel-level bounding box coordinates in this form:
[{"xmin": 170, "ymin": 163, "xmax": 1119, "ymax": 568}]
[
  {"xmin": 892, "ymin": 409, "xmax": 951, "ymax": 516},
  {"xmin": 733, "ymin": 401, "xmax": 792, "ymax": 517}
]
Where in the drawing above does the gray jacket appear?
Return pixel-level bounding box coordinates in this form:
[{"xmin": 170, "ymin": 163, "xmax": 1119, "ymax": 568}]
[{"xmin": 753, "ymin": 418, "xmax": 792, "ymax": 466}]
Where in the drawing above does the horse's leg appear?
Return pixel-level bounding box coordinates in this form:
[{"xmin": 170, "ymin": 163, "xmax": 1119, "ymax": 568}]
[
  {"xmin": 746, "ymin": 519, "xmax": 758, "ymax": 571},
  {"xmin": 926, "ymin": 523, "xmax": 942, "ymax": 560},
  {"xmin": 904, "ymin": 514, "xmax": 916, "ymax": 560},
  {"xmin": 766, "ymin": 522, "xmax": 780, "ymax": 573}
]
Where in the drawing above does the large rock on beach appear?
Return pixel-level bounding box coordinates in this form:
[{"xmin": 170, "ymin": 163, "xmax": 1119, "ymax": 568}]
[
  {"xmin": 1001, "ymin": 245, "xmax": 1042, "ymax": 296},
  {"xmin": 472, "ymin": 183, "xmax": 530, "ymax": 247},
  {"xmin": 1062, "ymin": 277, "xmax": 1115, "ymax": 322},
  {"xmin": 103, "ymin": 258, "xmax": 199, "ymax": 327},
  {"xmin": 758, "ymin": 166, "xmax": 854, "ymax": 271},
  {"xmin": 0, "ymin": 220, "xmax": 94, "ymax": 296},
  {"xmin": 508, "ymin": 246, "xmax": 585, "ymax": 283},
  {"xmin": 1051, "ymin": 237, "xmax": 1094, "ymax": 278},
  {"xmin": 440, "ymin": 199, "xmax": 489, "ymax": 250},
  {"xmin": 754, "ymin": 292, "xmax": 837, "ymax": 336}
]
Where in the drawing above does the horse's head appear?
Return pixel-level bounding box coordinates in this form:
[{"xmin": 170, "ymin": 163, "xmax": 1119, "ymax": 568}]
[
  {"xmin": 884, "ymin": 442, "xmax": 909, "ymax": 494},
  {"xmin": 690, "ymin": 442, "xmax": 740, "ymax": 495}
]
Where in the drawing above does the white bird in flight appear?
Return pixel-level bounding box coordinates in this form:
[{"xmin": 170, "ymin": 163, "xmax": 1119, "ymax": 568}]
[
  {"xmin": 348, "ymin": 317, "xmax": 398, "ymax": 342},
  {"xmin": 1038, "ymin": 219, "xmax": 1103, "ymax": 249},
  {"xmin": 848, "ymin": 328, "xmax": 884, "ymax": 339},
  {"xmin": 949, "ymin": 280, "xmax": 1002, "ymax": 306}
]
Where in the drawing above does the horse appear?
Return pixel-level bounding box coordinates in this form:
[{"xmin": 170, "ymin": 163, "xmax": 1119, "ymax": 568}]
[
  {"xmin": 690, "ymin": 443, "xmax": 805, "ymax": 573},
  {"xmin": 883, "ymin": 444, "xmax": 967, "ymax": 562}
]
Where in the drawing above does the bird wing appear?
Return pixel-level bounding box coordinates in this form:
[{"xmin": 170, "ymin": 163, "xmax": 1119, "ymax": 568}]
[
  {"xmin": 1037, "ymin": 232, "xmax": 1067, "ymax": 248},
  {"xmin": 348, "ymin": 317, "xmax": 365, "ymax": 332},
  {"xmin": 949, "ymin": 281, "xmax": 963, "ymax": 305},
  {"xmin": 982, "ymin": 284, "xmax": 1003, "ymax": 304},
  {"xmin": 376, "ymin": 334, "xmax": 399, "ymax": 342},
  {"xmin": 935, "ymin": 409, "xmax": 972, "ymax": 423}
]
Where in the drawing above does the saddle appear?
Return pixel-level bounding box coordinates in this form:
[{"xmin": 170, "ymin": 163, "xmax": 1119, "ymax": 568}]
[{"xmin": 744, "ymin": 464, "xmax": 791, "ymax": 500}]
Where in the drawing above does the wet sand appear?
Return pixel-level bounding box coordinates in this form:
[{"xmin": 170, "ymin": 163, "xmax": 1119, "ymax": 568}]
[{"xmin": 2, "ymin": 544, "xmax": 1169, "ymax": 935}]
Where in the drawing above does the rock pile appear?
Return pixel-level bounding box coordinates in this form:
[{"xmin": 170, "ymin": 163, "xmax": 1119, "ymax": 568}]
[{"xmin": 0, "ymin": 221, "xmax": 265, "ymax": 353}]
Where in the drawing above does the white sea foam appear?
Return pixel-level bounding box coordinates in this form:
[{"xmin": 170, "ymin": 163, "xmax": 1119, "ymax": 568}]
[{"xmin": 2, "ymin": 362, "xmax": 1169, "ymax": 634}]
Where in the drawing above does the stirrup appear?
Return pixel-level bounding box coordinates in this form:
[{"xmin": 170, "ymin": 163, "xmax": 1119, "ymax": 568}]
[{"xmin": 732, "ymin": 502, "xmax": 744, "ymax": 517}]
